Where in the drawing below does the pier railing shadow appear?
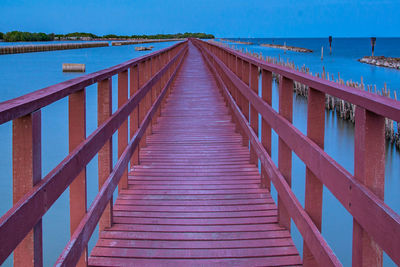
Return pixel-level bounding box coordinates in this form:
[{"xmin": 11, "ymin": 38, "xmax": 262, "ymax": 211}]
[
  {"xmin": 193, "ymin": 38, "xmax": 400, "ymax": 267},
  {"xmin": 0, "ymin": 40, "xmax": 188, "ymax": 266}
]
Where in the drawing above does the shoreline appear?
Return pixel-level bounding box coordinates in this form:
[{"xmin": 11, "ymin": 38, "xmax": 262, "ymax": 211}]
[
  {"xmin": 260, "ymin": 43, "xmax": 313, "ymax": 53},
  {"xmin": 358, "ymin": 56, "xmax": 400, "ymax": 70}
]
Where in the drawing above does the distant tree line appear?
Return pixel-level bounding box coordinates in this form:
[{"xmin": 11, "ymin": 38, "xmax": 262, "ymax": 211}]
[
  {"xmin": 0, "ymin": 31, "xmax": 214, "ymax": 42},
  {"xmin": 3, "ymin": 31, "xmax": 55, "ymax": 42},
  {"xmin": 55, "ymin": 32, "xmax": 215, "ymax": 39}
]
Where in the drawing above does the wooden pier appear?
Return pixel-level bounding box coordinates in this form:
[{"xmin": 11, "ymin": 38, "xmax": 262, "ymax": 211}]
[
  {"xmin": 0, "ymin": 42, "xmax": 109, "ymax": 55},
  {"xmin": 0, "ymin": 39, "xmax": 399, "ymax": 267},
  {"xmin": 89, "ymin": 43, "xmax": 301, "ymax": 266}
]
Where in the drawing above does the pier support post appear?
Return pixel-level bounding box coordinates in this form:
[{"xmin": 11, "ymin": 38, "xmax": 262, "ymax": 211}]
[
  {"xmin": 249, "ymin": 64, "xmax": 259, "ymax": 165},
  {"xmin": 12, "ymin": 111, "xmax": 42, "ymax": 267},
  {"xmin": 118, "ymin": 71, "xmax": 128, "ymax": 192},
  {"xmin": 242, "ymin": 61, "xmax": 250, "ymax": 147},
  {"xmin": 278, "ymin": 76, "xmax": 293, "ymax": 231},
  {"xmin": 130, "ymin": 65, "xmax": 140, "ymax": 166},
  {"xmin": 98, "ymin": 78, "xmax": 113, "ymax": 231},
  {"xmin": 303, "ymin": 88, "xmax": 325, "ymax": 266},
  {"xmin": 68, "ymin": 89, "xmax": 87, "ymax": 266},
  {"xmin": 139, "ymin": 61, "xmax": 147, "ymax": 150},
  {"xmin": 261, "ymin": 70, "xmax": 272, "ymax": 190},
  {"xmin": 352, "ymin": 107, "xmax": 385, "ymax": 267}
]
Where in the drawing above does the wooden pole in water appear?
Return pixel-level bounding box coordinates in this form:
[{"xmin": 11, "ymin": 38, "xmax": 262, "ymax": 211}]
[
  {"xmin": 321, "ymin": 46, "xmax": 324, "ymax": 61},
  {"xmin": 371, "ymin": 37, "xmax": 376, "ymax": 56},
  {"xmin": 329, "ymin": 36, "xmax": 333, "ymax": 54}
]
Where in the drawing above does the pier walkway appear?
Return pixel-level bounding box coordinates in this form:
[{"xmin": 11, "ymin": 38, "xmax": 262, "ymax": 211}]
[
  {"xmin": 89, "ymin": 43, "xmax": 301, "ymax": 266},
  {"xmin": 1, "ymin": 39, "xmax": 399, "ymax": 267}
]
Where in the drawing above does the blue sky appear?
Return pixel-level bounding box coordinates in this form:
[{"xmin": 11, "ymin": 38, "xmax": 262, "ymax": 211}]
[{"xmin": 0, "ymin": 0, "xmax": 399, "ymax": 37}]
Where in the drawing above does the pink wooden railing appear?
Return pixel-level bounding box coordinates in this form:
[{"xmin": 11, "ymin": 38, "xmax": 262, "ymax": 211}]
[
  {"xmin": 193, "ymin": 38, "xmax": 400, "ymax": 267},
  {"xmin": 0, "ymin": 40, "xmax": 188, "ymax": 266}
]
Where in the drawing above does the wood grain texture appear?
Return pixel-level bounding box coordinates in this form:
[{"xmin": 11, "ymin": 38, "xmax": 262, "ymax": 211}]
[{"xmin": 89, "ymin": 42, "xmax": 301, "ymax": 266}]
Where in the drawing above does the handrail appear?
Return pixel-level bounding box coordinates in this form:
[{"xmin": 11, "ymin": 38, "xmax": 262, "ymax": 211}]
[
  {"xmin": 206, "ymin": 40, "xmax": 400, "ymax": 122},
  {"xmin": 0, "ymin": 41, "xmax": 183, "ymax": 124},
  {"xmin": 195, "ymin": 40, "xmax": 341, "ymax": 267},
  {"xmin": 0, "ymin": 40, "xmax": 188, "ymax": 266},
  {"xmin": 193, "ymin": 38, "xmax": 400, "ymax": 266},
  {"xmin": 55, "ymin": 44, "xmax": 187, "ymax": 266}
]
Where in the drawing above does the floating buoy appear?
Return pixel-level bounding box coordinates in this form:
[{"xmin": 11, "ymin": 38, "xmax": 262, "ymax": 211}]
[
  {"xmin": 62, "ymin": 63, "xmax": 86, "ymax": 72},
  {"xmin": 135, "ymin": 46, "xmax": 153, "ymax": 51}
]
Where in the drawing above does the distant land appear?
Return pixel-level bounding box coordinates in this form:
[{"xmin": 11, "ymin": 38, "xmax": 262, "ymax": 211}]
[{"xmin": 0, "ymin": 31, "xmax": 215, "ymax": 42}]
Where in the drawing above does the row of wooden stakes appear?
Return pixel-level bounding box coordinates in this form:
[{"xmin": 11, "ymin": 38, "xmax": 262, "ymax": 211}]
[
  {"xmin": 212, "ymin": 40, "xmax": 400, "ymax": 150},
  {"xmin": 0, "ymin": 42, "xmax": 109, "ymax": 54}
]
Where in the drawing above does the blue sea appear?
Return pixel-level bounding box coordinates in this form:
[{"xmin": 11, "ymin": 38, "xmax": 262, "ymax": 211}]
[{"xmin": 0, "ymin": 38, "xmax": 399, "ymax": 266}]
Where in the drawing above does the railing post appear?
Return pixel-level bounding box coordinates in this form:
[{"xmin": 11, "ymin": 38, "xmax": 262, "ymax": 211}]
[
  {"xmin": 352, "ymin": 107, "xmax": 385, "ymax": 267},
  {"xmin": 118, "ymin": 70, "xmax": 128, "ymax": 192},
  {"xmin": 68, "ymin": 89, "xmax": 87, "ymax": 266},
  {"xmin": 242, "ymin": 60, "xmax": 250, "ymax": 147},
  {"xmin": 12, "ymin": 110, "xmax": 42, "ymax": 267},
  {"xmin": 130, "ymin": 65, "xmax": 139, "ymax": 166},
  {"xmin": 303, "ymin": 87, "xmax": 325, "ymax": 266},
  {"xmin": 261, "ymin": 70, "xmax": 272, "ymax": 190},
  {"xmin": 278, "ymin": 76, "xmax": 293, "ymax": 230},
  {"xmin": 249, "ymin": 64, "xmax": 259, "ymax": 165},
  {"xmin": 139, "ymin": 61, "xmax": 147, "ymax": 149},
  {"xmin": 147, "ymin": 58, "xmax": 153, "ymax": 134},
  {"xmin": 98, "ymin": 78, "xmax": 113, "ymax": 231}
]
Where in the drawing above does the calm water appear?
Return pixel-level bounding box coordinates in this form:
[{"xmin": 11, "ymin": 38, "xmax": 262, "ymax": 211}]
[
  {"xmin": 0, "ymin": 38, "xmax": 399, "ymax": 266},
  {"xmin": 0, "ymin": 41, "xmax": 178, "ymax": 266},
  {"xmin": 222, "ymin": 38, "xmax": 400, "ymax": 267}
]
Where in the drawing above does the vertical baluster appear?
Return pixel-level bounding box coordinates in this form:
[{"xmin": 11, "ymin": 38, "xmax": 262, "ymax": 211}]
[
  {"xmin": 249, "ymin": 64, "xmax": 259, "ymax": 164},
  {"xmin": 352, "ymin": 107, "xmax": 385, "ymax": 267},
  {"xmin": 139, "ymin": 61, "xmax": 147, "ymax": 149},
  {"xmin": 130, "ymin": 65, "xmax": 139, "ymax": 166},
  {"xmin": 156, "ymin": 54, "xmax": 162, "ymax": 118},
  {"xmin": 12, "ymin": 110, "xmax": 42, "ymax": 267},
  {"xmin": 151, "ymin": 57, "xmax": 157, "ymax": 127},
  {"xmin": 147, "ymin": 58, "xmax": 152, "ymax": 134},
  {"xmin": 242, "ymin": 61, "xmax": 250, "ymax": 147},
  {"xmin": 69, "ymin": 89, "xmax": 87, "ymax": 266},
  {"xmin": 118, "ymin": 71, "xmax": 128, "ymax": 192},
  {"xmin": 303, "ymin": 88, "xmax": 325, "ymax": 265},
  {"xmin": 98, "ymin": 78, "xmax": 113, "ymax": 231},
  {"xmin": 278, "ymin": 76, "xmax": 293, "ymax": 230},
  {"xmin": 261, "ymin": 70, "xmax": 272, "ymax": 190}
]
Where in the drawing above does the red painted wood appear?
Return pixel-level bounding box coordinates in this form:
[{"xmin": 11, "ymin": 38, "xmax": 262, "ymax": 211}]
[
  {"xmin": 129, "ymin": 65, "xmax": 139, "ymax": 166},
  {"xmin": 68, "ymin": 89, "xmax": 87, "ymax": 267},
  {"xmin": 278, "ymin": 76, "xmax": 293, "ymax": 231},
  {"xmin": 55, "ymin": 43, "xmax": 188, "ymax": 267},
  {"xmin": 89, "ymin": 255, "xmax": 302, "ymax": 267},
  {"xmin": 195, "ymin": 39, "xmax": 341, "ymax": 266},
  {"xmin": 89, "ymin": 42, "xmax": 300, "ymax": 266},
  {"xmin": 261, "ymin": 69, "xmax": 272, "ymax": 190},
  {"xmin": 12, "ymin": 111, "xmax": 42, "ymax": 267},
  {"xmin": 303, "ymin": 87, "xmax": 326, "ymax": 266},
  {"xmin": 197, "ymin": 38, "xmax": 400, "ymax": 266},
  {"xmin": 0, "ymin": 42, "xmax": 187, "ymax": 266},
  {"xmin": 352, "ymin": 107, "xmax": 385, "ymax": 267},
  {"xmin": 200, "ymin": 40, "xmax": 400, "ymax": 122},
  {"xmin": 118, "ymin": 70, "xmax": 128, "ymax": 192},
  {"xmin": 250, "ymin": 63, "xmax": 259, "ymax": 164},
  {"xmin": 0, "ymin": 42, "xmax": 184, "ymax": 125},
  {"xmin": 97, "ymin": 78, "xmax": 113, "ymax": 231}
]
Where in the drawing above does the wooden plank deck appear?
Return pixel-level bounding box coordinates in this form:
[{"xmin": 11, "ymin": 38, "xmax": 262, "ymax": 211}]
[{"xmin": 89, "ymin": 43, "xmax": 301, "ymax": 266}]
